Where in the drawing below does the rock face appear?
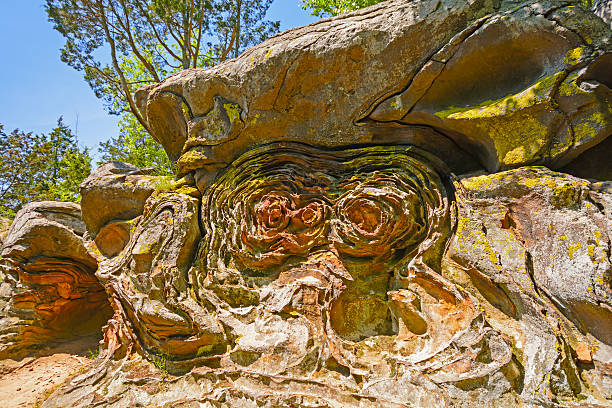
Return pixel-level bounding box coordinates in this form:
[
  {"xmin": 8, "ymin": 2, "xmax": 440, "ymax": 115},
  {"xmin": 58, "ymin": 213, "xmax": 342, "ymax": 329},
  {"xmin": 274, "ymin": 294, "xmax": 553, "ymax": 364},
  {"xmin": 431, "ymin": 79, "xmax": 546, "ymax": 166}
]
[
  {"xmin": 0, "ymin": 202, "xmax": 112, "ymax": 359},
  {"xmin": 80, "ymin": 161, "xmax": 156, "ymax": 237},
  {"xmin": 32, "ymin": 0, "xmax": 612, "ymax": 407},
  {"xmin": 449, "ymin": 168, "xmax": 612, "ymax": 403},
  {"xmin": 137, "ymin": 0, "xmax": 610, "ymax": 182}
]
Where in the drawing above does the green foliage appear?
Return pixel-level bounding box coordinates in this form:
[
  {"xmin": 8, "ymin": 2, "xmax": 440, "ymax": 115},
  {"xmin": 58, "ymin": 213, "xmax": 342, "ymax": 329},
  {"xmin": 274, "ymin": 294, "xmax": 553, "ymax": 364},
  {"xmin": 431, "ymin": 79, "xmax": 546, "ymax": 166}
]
[
  {"xmin": 213, "ymin": 0, "xmax": 279, "ymax": 59},
  {"xmin": 46, "ymin": 0, "xmax": 279, "ymax": 173},
  {"xmin": 99, "ymin": 114, "xmax": 173, "ymax": 175},
  {"xmin": 35, "ymin": 118, "xmax": 92, "ymax": 203},
  {"xmin": 87, "ymin": 345, "xmax": 101, "ymax": 359},
  {"xmin": 0, "ymin": 127, "xmax": 48, "ymax": 218},
  {"xmin": 0, "ymin": 118, "xmax": 91, "ymax": 218},
  {"xmin": 46, "ymin": 0, "xmax": 215, "ymax": 121},
  {"xmin": 300, "ymin": 0, "xmax": 383, "ymax": 17}
]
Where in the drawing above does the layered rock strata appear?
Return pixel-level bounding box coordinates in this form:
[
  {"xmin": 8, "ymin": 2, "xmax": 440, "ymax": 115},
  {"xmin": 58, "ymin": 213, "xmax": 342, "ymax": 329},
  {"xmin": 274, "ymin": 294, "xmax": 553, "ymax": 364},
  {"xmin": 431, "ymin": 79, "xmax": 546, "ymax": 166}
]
[
  {"xmin": 0, "ymin": 202, "xmax": 111, "ymax": 359},
  {"xmin": 31, "ymin": 0, "xmax": 612, "ymax": 406}
]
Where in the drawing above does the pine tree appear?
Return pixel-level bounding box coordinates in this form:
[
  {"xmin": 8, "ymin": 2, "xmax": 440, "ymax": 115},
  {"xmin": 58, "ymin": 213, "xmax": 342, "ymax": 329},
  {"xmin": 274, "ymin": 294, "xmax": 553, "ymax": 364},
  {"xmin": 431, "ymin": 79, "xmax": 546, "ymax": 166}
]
[
  {"xmin": 0, "ymin": 119, "xmax": 91, "ymax": 217},
  {"xmin": 0, "ymin": 126, "xmax": 47, "ymax": 217}
]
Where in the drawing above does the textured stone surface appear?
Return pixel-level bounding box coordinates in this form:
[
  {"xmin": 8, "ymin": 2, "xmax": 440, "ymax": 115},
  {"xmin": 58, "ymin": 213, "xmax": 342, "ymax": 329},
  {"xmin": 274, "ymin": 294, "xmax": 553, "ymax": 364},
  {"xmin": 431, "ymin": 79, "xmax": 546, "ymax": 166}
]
[
  {"xmin": 0, "ymin": 217, "xmax": 11, "ymax": 248},
  {"xmin": 448, "ymin": 167, "xmax": 612, "ymax": 404},
  {"xmin": 0, "ymin": 202, "xmax": 112, "ymax": 359},
  {"xmin": 593, "ymin": 0, "xmax": 611, "ymax": 28},
  {"xmin": 45, "ymin": 159, "xmax": 612, "ymax": 408},
  {"xmin": 137, "ymin": 0, "xmax": 610, "ymax": 181},
  {"xmin": 80, "ymin": 161, "xmax": 156, "ymax": 237},
  {"xmin": 31, "ymin": 0, "xmax": 612, "ymax": 407},
  {"xmin": 370, "ymin": 4, "xmax": 612, "ymax": 171}
]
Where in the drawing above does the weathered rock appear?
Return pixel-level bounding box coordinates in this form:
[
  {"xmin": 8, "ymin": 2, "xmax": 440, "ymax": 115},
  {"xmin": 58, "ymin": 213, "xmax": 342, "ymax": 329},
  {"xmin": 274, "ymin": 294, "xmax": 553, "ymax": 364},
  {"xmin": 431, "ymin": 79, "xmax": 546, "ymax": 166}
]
[
  {"xmin": 448, "ymin": 167, "xmax": 612, "ymax": 404},
  {"xmin": 95, "ymin": 190, "xmax": 207, "ymax": 361},
  {"xmin": 80, "ymin": 161, "xmax": 156, "ymax": 237},
  {"xmin": 593, "ymin": 0, "xmax": 612, "ymax": 28},
  {"xmin": 0, "ymin": 217, "xmax": 11, "ymax": 248},
  {"xmin": 40, "ymin": 1, "xmax": 611, "ymax": 407},
  {"xmin": 370, "ymin": 4, "xmax": 611, "ymax": 171},
  {"xmin": 46, "ymin": 145, "xmax": 519, "ymax": 407},
  {"xmin": 0, "ymin": 202, "xmax": 112, "ymax": 359},
  {"xmin": 47, "ymin": 150, "xmax": 612, "ymax": 408},
  {"xmin": 137, "ymin": 0, "xmax": 610, "ymax": 182}
]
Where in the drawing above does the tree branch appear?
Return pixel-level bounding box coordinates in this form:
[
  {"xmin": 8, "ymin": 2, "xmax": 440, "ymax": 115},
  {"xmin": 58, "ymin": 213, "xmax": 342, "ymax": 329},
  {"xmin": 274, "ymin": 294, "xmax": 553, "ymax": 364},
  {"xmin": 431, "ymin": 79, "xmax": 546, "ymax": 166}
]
[
  {"xmin": 112, "ymin": 0, "xmax": 161, "ymax": 82},
  {"xmin": 135, "ymin": 2, "xmax": 183, "ymax": 62},
  {"xmin": 220, "ymin": 21, "xmax": 238, "ymax": 62},
  {"xmin": 96, "ymin": 0, "xmax": 151, "ymax": 134},
  {"xmin": 192, "ymin": 0, "xmax": 206, "ymax": 67}
]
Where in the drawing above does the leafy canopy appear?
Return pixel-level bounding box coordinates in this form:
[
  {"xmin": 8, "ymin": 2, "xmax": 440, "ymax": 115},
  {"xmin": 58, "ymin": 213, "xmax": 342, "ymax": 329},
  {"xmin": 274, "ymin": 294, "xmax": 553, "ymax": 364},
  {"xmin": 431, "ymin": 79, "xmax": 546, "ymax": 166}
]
[
  {"xmin": 0, "ymin": 127, "xmax": 47, "ymax": 218},
  {"xmin": 47, "ymin": 0, "xmax": 279, "ymax": 174},
  {"xmin": 300, "ymin": 0, "xmax": 383, "ymax": 17},
  {"xmin": 0, "ymin": 119, "xmax": 91, "ymax": 218},
  {"xmin": 99, "ymin": 114, "xmax": 172, "ymax": 175}
]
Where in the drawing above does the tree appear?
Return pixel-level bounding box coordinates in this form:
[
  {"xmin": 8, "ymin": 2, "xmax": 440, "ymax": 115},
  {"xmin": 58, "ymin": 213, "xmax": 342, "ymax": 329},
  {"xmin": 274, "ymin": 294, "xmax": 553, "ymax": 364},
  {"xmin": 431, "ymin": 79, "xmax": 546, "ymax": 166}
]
[
  {"xmin": 213, "ymin": 0, "xmax": 277, "ymax": 59},
  {"xmin": 47, "ymin": 0, "xmax": 279, "ymax": 173},
  {"xmin": 45, "ymin": 0, "xmax": 279, "ymax": 133},
  {"xmin": 0, "ymin": 126, "xmax": 48, "ymax": 217},
  {"xmin": 300, "ymin": 0, "xmax": 383, "ymax": 17},
  {"xmin": 47, "ymin": 0, "xmax": 211, "ymax": 131},
  {"xmin": 0, "ymin": 119, "xmax": 91, "ymax": 217},
  {"xmin": 34, "ymin": 117, "xmax": 92, "ymax": 202}
]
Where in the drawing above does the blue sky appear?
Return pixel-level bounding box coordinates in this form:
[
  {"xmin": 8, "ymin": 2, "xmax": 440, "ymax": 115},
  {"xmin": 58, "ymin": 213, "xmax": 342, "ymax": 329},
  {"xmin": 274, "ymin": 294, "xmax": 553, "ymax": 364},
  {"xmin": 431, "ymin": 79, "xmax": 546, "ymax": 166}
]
[{"xmin": 0, "ymin": 2, "xmax": 317, "ymax": 155}]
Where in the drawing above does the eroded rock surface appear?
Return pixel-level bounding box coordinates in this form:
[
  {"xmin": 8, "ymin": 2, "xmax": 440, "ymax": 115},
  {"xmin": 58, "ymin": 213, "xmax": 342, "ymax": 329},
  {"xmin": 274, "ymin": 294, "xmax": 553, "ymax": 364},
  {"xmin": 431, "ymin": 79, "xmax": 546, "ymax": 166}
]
[
  {"xmin": 33, "ymin": 0, "xmax": 612, "ymax": 407},
  {"xmin": 449, "ymin": 168, "xmax": 612, "ymax": 404},
  {"xmin": 80, "ymin": 161, "xmax": 156, "ymax": 237},
  {"xmin": 138, "ymin": 0, "xmax": 610, "ymax": 181},
  {"xmin": 0, "ymin": 202, "xmax": 112, "ymax": 359}
]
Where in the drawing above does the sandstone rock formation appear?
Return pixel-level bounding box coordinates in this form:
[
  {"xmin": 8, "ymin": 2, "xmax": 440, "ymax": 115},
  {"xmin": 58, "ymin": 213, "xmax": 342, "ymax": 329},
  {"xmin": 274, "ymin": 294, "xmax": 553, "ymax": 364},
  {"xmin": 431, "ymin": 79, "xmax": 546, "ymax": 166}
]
[
  {"xmin": 0, "ymin": 202, "xmax": 111, "ymax": 359},
  {"xmin": 26, "ymin": 0, "xmax": 612, "ymax": 406},
  {"xmin": 80, "ymin": 161, "xmax": 156, "ymax": 238},
  {"xmin": 450, "ymin": 167, "xmax": 612, "ymax": 402},
  {"xmin": 0, "ymin": 217, "xmax": 12, "ymax": 248}
]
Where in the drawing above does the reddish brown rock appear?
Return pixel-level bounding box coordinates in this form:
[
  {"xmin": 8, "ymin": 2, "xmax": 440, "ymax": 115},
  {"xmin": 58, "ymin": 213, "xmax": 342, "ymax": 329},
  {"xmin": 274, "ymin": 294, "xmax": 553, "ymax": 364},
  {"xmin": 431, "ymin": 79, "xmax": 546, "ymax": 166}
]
[
  {"xmin": 0, "ymin": 202, "xmax": 111, "ymax": 359},
  {"xmin": 40, "ymin": 1, "xmax": 611, "ymax": 407},
  {"xmin": 576, "ymin": 342, "xmax": 593, "ymax": 363}
]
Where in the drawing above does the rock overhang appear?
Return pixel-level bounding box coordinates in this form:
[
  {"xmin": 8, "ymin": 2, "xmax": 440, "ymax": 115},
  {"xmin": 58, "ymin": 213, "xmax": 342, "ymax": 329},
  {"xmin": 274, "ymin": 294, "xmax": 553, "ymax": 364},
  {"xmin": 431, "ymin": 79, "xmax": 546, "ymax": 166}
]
[{"xmin": 137, "ymin": 0, "xmax": 611, "ymax": 185}]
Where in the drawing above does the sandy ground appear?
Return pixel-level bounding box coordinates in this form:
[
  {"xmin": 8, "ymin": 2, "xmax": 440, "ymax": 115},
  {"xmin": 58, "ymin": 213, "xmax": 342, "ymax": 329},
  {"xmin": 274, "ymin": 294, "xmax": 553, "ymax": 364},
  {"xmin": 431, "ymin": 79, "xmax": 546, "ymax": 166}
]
[{"xmin": 0, "ymin": 335, "xmax": 100, "ymax": 408}]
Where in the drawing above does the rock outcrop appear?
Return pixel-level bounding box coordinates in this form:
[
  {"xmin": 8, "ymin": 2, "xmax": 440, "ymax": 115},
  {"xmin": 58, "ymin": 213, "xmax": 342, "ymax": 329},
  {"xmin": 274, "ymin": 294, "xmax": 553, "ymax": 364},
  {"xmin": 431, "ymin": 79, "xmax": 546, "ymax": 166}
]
[
  {"xmin": 80, "ymin": 161, "xmax": 156, "ymax": 238},
  {"xmin": 15, "ymin": 0, "xmax": 611, "ymax": 407},
  {"xmin": 449, "ymin": 167, "xmax": 612, "ymax": 403},
  {"xmin": 0, "ymin": 202, "xmax": 111, "ymax": 359},
  {"xmin": 137, "ymin": 0, "xmax": 610, "ymax": 182}
]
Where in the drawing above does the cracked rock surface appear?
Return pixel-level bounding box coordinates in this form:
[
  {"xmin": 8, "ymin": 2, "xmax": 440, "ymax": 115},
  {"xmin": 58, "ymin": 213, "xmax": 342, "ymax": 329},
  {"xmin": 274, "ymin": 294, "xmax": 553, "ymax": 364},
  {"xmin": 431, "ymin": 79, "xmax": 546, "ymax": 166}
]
[
  {"xmin": 137, "ymin": 0, "xmax": 610, "ymax": 183},
  {"xmin": 449, "ymin": 167, "xmax": 612, "ymax": 404},
  {"xmin": 5, "ymin": 0, "xmax": 608, "ymax": 407}
]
